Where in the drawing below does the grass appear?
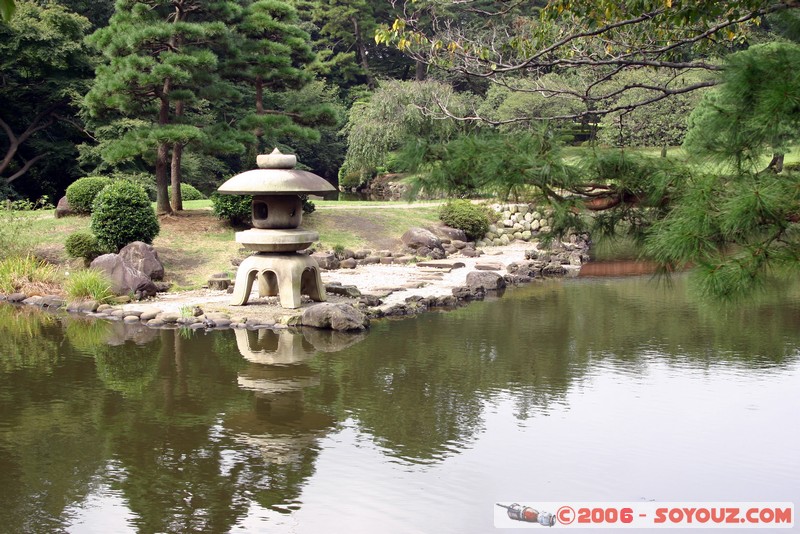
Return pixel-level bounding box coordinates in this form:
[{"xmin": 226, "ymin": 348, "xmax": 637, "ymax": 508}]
[
  {"xmin": 0, "ymin": 255, "xmax": 62, "ymax": 295},
  {"xmin": 64, "ymin": 269, "xmax": 115, "ymax": 303}
]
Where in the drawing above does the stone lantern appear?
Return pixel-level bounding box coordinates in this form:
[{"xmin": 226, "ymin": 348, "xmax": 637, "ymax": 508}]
[{"xmin": 218, "ymin": 149, "xmax": 336, "ymax": 308}]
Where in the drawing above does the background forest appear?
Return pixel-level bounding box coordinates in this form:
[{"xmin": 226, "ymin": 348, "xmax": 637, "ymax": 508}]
[{"xmin": 4, "ymin": 0, "xmax": 800, "ymax": 297}]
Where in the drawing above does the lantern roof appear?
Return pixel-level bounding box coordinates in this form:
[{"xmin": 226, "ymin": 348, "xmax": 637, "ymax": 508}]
[{"xmin": 217, "ymin": 148, "xmax": 336, "ymax": 195}]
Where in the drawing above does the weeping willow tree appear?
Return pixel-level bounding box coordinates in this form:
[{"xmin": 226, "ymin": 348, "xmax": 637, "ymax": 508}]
[{"xmin": 645, "ymin": 42, "xmax": 800, "ymax": 299}]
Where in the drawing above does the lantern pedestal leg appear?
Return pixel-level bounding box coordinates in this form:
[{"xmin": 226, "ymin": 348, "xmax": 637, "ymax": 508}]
[{"xmin": 230, "ymin": 253, "xmax": 327, "ymax": 309}]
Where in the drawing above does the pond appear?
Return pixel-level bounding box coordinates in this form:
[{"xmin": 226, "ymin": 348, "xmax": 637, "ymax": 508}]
[{"xmin": 0, "ymin": 274, "xmax": 798, "ymax": 533}]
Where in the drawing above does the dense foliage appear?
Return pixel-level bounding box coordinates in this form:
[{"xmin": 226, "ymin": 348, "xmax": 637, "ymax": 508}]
[
  {"xmin": 167, "ymin": 183, "xmax": 205, "ymax": 202},
  {"xmin": 65, "ymin": 231, "xmax": 105, "ymax": 264},
  {"xmin": 65, "ymin": 176, "xmax": 112, "ymax": 214},
  {"xmin": 90, "ymin": 181, "xmax": 159, "ymax": 251},
  {"xmin": 211, "ymin": 193, "xmax": 252, "ymax": 227},
  {"xmin": 438, "ymin": 200, "xmax": 490, "ymax": 241}
]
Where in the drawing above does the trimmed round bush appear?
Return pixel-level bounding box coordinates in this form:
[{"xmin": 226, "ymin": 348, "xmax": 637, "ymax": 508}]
[
  {"xmin": 65, "ymin": 231, "xmax": 104, "ymax": 264},
  {"xmin": 168, "ymin": 183, "xmax": 206, "ymax": 201},
  {"xmin": 65, "ymin": 176, "xmax": 113, "ymax": 214},
  {"xmin": 439, "ymin": 200, "xmax": 490, "ymax": 240},
  {"xmin": 211, "ymin": 192, "xmax": 252, "ymax": 227},
  {"xmin": 91, "ymin": 181, "xmax": 159, "ymax": 252}
]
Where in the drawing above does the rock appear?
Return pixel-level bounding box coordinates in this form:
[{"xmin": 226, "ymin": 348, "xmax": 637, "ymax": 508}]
[
  {"xmin": 301, "ymin": 303, "xmax": 369, "ymax": 331},
  {"xmin": 7, "ymin": 293, "xmax": 26, "ymax": 303},
  {"xmin": 507, "ymin": 261, "xmax": 540, "ymax": 278},
  {"xmin": 123, "ymin": 315, "xmax": 140, "ymax": 323},
  {"xmin": 340, "ymin": 258, "xmax": 357, "ymax": 269},
  {"xmin": 354, "ymin": 249, "xmax": 370, "ymax": 260},
  {"xmin": 358, "ymin": 294, "xmax": 383, "ymax": 307},
  {"xmin": 433, "ymin": 225, "xmax": 468, "ymax": 242},
  {"xmin": 475, "ymin": 262, "xmax": 504, "ymax": 271},
  {"xmin": 311, "ymin": 252, "xmax": 339, "ymax": 270},
  {"xmin": 505, "ymin": 274, "xmax": 533, "ymax": 285},
  {"xmin": 416, "ymin": 246, "xmax": 432, "ymax": 257},
  {"xmin": 542, "ymin": 262, "xmax": 567, "ymax": 275},
  {"xmin": 442, "ymin": 244, "xmax": 457, "ymax": 255},
  {"xmin": 466, "ymin": 271, "xmax": 507, "ymax": 291},
  {"xmin": 416, "ymin": 260, "xmax": 465, "ymax": 269},
  {"xmin": 23, "ymin": 296, "xmax": 43, "ymax": 306},
  {"xmin": 153, "ymin": 281, "xmax": 172, "ymax": 293},
  {"xmin": 393, "ymin": 255, "xmax": 416, "ymax": 265},
  {"xmin": 157, "ymin": 312, "xmax": 180, "ymax": 323},
  {"xmin": 401, "ymin": 227, "xmax": 442, "ymax": 251},
  {"xmin": 119, "ymin": 241, "xmax": 164, "ymax": 281},
  {"xmin": 325, "ymin": 284, "xmax": 361, "ymax": 298},
  {"xmin": 359, "ymin": 256, "xmax": 380, "ymax": 265},
  {"xmin": 460, "ymin": 248, "xmax": 481, "ymax": 257},
  {"xmin": 451, "ymin": 239, "xmax": 468, "ymax": 250},
  {"xmin": 430, "ymin": 248, "xmax": 446, "ymax": 260},
  {"xmin": 207, "ymin": 278, "xmax": 230, "ymax": 290},
  {"xmin": 432, "ymin": 295, "xmax": 458, "ymax": 307},
  {"xmin": 139, "ymin": 310, "xmax": 160, "ymax": 321},
  {"xmin": 40, "ymin": 295, "xmax": 66, "ymax": 308},
  {"xmin": 67, "ymin": 299, "xmax": 99, "ymax": 313},
  {"xmin": 377, "ymin": 250, "xmax": 393, "ymax": 257},
  {"xmin": 379, "ymin": 257, "xmax": 395, "ymax": 265},
  {"xmin": 90, "ymin": 254, "xmax": 158, "ymax": 298},
  {"xmin": 452, "ymin": 286, "xmax": 473, "ymax": 300},
  {"xmin": 54, "ymin": 196, "xmax": 74, "ymax": 218}
]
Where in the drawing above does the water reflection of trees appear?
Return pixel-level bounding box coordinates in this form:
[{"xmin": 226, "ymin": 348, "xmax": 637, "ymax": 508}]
[{"xmin": 1, "ymin": 275, "xmax": 800, "ymax": 531}]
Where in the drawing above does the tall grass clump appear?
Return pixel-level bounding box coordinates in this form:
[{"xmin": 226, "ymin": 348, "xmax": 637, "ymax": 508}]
[
  {"xmin": 0, "ymin": 256, "xmax": 61, "ymax": 295},
  {"xmin": 64, "ymin": 269, "xmax": 115, "ymax": 303}
]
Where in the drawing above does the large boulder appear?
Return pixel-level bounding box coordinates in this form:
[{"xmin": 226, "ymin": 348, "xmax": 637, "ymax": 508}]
[
  {"xmin": 90, "ymin": 254, "xmax": 158, "ymax": 299},
  {"xmin": 465, "ymin": 270, "xmax": 507, "ymax": 292},
  {"xmin": 432, "ymin": 225, "xmax": 468, "ymax": 242},
  {"xmin": 311, "ymin": 252, "xmax": 340, "ymax": 270},
  {"xmin": 54, "ymin": 196, "xmax": 74, "ymax": 218},
  {"xmin": 401, "ymin": 227, "xmax": 442, "ymax": 251},
  {"xmin": 119, "ymin": 241, "xmax": 164, "ymax": 280},
  {"xmin": 301, "ymin": 303, "xmax": 369, "ymax": 331}
]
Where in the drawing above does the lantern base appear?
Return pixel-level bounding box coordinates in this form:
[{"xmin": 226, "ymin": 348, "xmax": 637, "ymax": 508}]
[{"xmin": 230, "ymin": 253, "xmax": 326, "ymax": 309}]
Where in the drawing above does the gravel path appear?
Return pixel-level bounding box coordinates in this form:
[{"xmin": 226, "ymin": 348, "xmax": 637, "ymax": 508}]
[{"xmin": 140, "ymin": 242, "xmax": 559, "ymax": 321}]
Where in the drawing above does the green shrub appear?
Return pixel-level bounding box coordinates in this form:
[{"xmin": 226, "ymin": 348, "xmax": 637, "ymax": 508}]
[
  {"xmin": 113, "ymin": 172, "xmax": 157, "ymax": 201},
  {"xmin": 91, "ymin": 181, "xmax": 159, "ymax": 252},
  {"xmin": 65, "ymin": 176, "xmax": 113, "ymax": 214},
  {"xmin": 438, "ymin": 200, "xmax": 491, "ymax": 240},
  {"xmin": 300, "ymin": 194, "xmax": 315, "ymax": 214},
  {"xmin": 168, "ymin": 183, "xmax": 206, "ymax": 201},
  {"xmin": 65, "ymin": 269, "xmax": 114, "ymax": 303},
  {"xmin": 65, "ymin": 231, "xmax": 105, "ymax": 264},
  {"xmin": 211, "ymin": 192, "xmax": 252, "ymax": 226}
]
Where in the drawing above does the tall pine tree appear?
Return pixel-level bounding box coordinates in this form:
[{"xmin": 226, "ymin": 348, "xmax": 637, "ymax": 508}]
[{"xmin": 84, "ymin": 0, "xmax": 237, "ymax": 214}]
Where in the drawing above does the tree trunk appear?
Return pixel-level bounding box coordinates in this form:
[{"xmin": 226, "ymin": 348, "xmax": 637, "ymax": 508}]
[
  {"xmin": 351, "ymin": 16, "xmax": 375, "ymax": 90},
  {"xmin": 155, "ymin": 94, "xmax": 173, "ymax": 215},
  {"xmin": 415, "ymin": 59, "xmax": 426, "ymax": 81},
  {"xmin": 766, "ymin": 153, "xmax": 784, "ymax": 173},
  {"xmin": 170, "ymin": 100, "xmax": 184, "ymax": 212},
  {"xmin": 170, "ymin": 142, "xmax": 184, "ymax": 212}
]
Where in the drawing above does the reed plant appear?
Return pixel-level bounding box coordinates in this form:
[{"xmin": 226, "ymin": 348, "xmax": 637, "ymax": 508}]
[
  {"xmin": 64, "ymin": 268, "xmax": 114, "ymax": 303},
  {"xmin": 0, "ymin": 255, "xmax": 61, "ymax": 295}
]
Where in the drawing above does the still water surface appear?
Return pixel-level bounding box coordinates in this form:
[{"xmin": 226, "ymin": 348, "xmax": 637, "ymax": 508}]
[{"xmin": 0, "ymin": 275, "xmax": 798, "ymax": 533}]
